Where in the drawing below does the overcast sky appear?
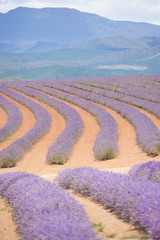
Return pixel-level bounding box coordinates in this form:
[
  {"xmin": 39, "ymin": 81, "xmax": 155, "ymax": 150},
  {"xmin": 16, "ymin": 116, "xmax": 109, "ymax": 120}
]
[{"xmin": 0, "ymin": 0, "xmax": 160, "ymax": 25}]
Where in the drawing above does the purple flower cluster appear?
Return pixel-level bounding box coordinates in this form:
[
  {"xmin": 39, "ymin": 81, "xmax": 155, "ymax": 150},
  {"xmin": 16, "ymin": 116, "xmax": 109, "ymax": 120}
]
[
  {"xmin": 0, "ymin": 94, "xmax": 22, "ymax": 142},
  {"xmin": 0, "ymin": 86, "xmax": 51, "ymax": 167},
  {"xmin": 80, "ymin": 75, "xmax": 160, "ymax": 92},
  {"xmin": 42, "ymin": 81, "xmax": 160, "ymax": 156},
  {"xmin": 26, "ymin": 82, "xmax": 119, "ymax": 160},
  {"xmin": 63, "ymin": 80, "xmax": 160, "ymax": 119},
  {"xmin": 0, "ymin": 171, "xmax": 99, "ymax": 240},
  {"xmin": 128, "ymin": 160, "xmax": 160, "ymax": 183},
  {"xmin": 98, "ymin": 80, "xmax": 160, "ymax": 95},
  {"xmin": 3, "ymin": 83, "xmax": 84, "ymax": 164},
  {"xmin": 56, "ymin": 166, "xmax": 160, "ymax": 239},
  {"xmin": 82, "ymin": 75, "xmax": 160, "ymax": 87},
  {"xmin": 77, "ymin": 80, "xmax": 160, "ymax": 103}
]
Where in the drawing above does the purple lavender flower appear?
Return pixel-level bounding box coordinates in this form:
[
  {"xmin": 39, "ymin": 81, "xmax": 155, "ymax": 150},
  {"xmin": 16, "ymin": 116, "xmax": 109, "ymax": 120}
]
[
  {"xmin": 0, "ymin": 86, "xmax": 51, "ymax": 167},
  {"xmin": 0, "ymin": 94, "xmax": 22, "ymax": 141},
  {"xmin": 128, "ymin": 160, "xmax": 160, "ymax": 183},
  {"xmin": 43, "ymin": 81, "xmax": 160, "ymax": 156},
  {"xmin": 25, "ymin": 82, "xmax": 119, "ymax": 160},
  {"xmin": 0, "ymin": 171, "xmax": 100, "ymax": 240},
  {"xmin": 56, "ymin": 166, "xmax": 160, "ymax": 239},
  {"xmin": 2, "ymin": 84, "xmax": 84, "ymax": 164}
]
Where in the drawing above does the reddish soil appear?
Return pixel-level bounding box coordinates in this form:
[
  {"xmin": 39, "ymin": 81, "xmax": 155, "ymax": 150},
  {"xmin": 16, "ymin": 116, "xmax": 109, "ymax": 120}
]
[
  {"xmin": 0, "ymin": 106, "xmax": 7, "ymax": 129},
  {"xmin": 0, "ymin": 89, "xmax": 159, "ymax": 240}
]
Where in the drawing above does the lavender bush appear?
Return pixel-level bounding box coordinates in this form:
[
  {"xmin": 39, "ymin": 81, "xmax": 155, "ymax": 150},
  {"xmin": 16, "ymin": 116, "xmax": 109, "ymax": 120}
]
[
  {"xmin": 128, "ymin": 160, "xmax": 160, "ymax": 183},
  {"xmin": 79, "ymin": 76, "xmax": 160, "ymax": 94},
  {"xmin": 42, "ymin": 81, "xmax": 160, "ymax": 156},
  {"xmin": 76, "ymin": 81, "xmax": 160, "ymax": 102},
  {"xmin": 0, "ymin": 171, "xmax": 100, "ymax": 240},
  {"xmin": 25, "ymin": 82, "xmax": 119, "ymax": 160},
  {"xmin": 56, "ymin": 167, "xmax": 160, "ymax": 239},
  {"xmin": 61, "ymin": 81, "xmax": 160, "ymax": 119},
  {"xmin": 0, "ymin": 94, "xmax": 22, "ymax": 141},
  {"xmin": 2, "ymin": 84, "xmax": 84, "ymax": 164},
  {"xmin": 0, "ymin": 86, "xmax": 51, "ymax": 167}
]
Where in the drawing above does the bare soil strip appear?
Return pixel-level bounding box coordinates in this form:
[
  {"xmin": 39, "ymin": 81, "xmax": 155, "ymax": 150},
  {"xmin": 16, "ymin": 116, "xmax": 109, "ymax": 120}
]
[
  {"xmin": 0, "ymin": 90, "xmax": 66, "ymax": 175},
  {"xmin": 0, "ymin": 197, "xmax": 19, "ymax": 240},
  {"xmin": 71, "ymin": 192, "xmax": 149, "ymax": 240},
  {"xmin": 17, "ymin": 91, "xmax": 100, "ymax": 174},
  {"xmin": 0, "ymin": 105, "xmax": 7, "ymax": 129},
  {"xmin": 0, "ymin": 93, "xmax": 35, "ymax": 151},
  {"xmin": 42, "ymin": 87, "xmax": 159, "ymax": 169},
  {"xmin": 134, "ymin": 105, "xmax": 160, "ymax": 131},
  {"xmin": 38, "ymin": 92, "xmax": 100, "ymax": 170},
  {"xmin": 0, "ymin": 88, "xmax": 158, "ymax": 240},
  {"xmin": 95, "ymin": 104, "xmax": 160, "ymax": 170}
]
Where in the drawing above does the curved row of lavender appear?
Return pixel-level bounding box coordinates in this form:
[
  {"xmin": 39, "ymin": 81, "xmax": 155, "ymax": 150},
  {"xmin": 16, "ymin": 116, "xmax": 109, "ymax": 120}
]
[
  {"xmin": 56, "ymin": 166, "xmax": 160, "ymax": 239},
  {"xmin": 128, "ymin": 160, "xmax": 160, "ymax": 183},
  {"xmin": 61, "ymin": 81, "xmax": 160, "ymax": 119},
  {"xmin": 98, "ymin": 80, "xmax": 160, "ymax": 95},
  {"xmin": 3, "ymin": 84, "xmax": 84, "ymax": 164},
  {"xmin": 85, "ymin": 75, "xmax": 160, "ymax": 87},
  {"xmin": 41, "ymin": 81, "xmax": 160, "ymax": 156},
  {"xmin": 0, "ymin": 94, "xmax": 22, "ymax": 142},
  {"xmin": 24, "ymin": 81, "xmax": 119, "ymax": 160},
  {"xmin": 0, "ymin": 86, "xmax": 51, "ymax": 167},
  {"xmin": 0, "ymin": 171, "xmax": 99, "ymax": 240},
  {"xmin": 76, "ymin": 80, "xmax": 160, "ymax": 103},
  {"xmin": 80, "ymin": 76, "xmax": 160, "ymax": 95}
]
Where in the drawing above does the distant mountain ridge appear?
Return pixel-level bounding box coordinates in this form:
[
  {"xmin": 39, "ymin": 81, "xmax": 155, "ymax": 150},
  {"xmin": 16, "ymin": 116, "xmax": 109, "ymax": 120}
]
[{"xmin": 0, "ymin": 7, "xmax": 160, "ymax": 53}]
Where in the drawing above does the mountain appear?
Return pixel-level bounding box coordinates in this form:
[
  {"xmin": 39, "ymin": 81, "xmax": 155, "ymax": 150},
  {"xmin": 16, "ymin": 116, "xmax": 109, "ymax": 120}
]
[
  {"xmin": 0, "ymin": 7, "xmax": 160, "ymax": 53},
  {"xmin": 0, "ymin": 7, "xmax": 160, "ymax": 79}
]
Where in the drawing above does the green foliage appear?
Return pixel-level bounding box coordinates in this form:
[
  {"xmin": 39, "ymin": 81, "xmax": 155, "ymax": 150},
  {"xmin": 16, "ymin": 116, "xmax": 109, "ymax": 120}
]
[
  {"xmin": 48, "ymin": 155, "xmax": 68, "ymax": 165},
  {"xmin": 107, "ymin": 233, "xmax": 116, "ymax": 238},
  {"xmin": 121, "ymin": 234, "xmax": 149, "ymax": 239},
  {"xmin": 98, "ymin": 149, "xmax": 117, "ymax": 160},
  {"xmin": 0, "ymin": 208, "xmax": 6, "ymax": 211},
  {"xmin": 92, "ymin": 222, "xmax": 104, "ymax": 232}
]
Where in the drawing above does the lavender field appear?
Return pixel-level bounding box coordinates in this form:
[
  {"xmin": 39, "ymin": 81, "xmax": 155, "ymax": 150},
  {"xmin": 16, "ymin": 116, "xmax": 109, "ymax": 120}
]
[{"xmin": 0, "ymin": 75, "xmax": 160, "ymax": 239}]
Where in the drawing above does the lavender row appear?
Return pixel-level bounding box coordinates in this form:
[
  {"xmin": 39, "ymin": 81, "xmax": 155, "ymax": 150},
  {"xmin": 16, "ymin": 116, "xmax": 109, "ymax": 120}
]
[
  {"xmin": 25, "ymin": 81, "xmax": 119, "ymax": 160},
  {"xmin": 0, "ymin": 94, "xmax": 22, "ymax": 142},
  {"xmin": 76, "ymin": 80, "xmax": 160, "ymax": 102},
  {"xmin": 42, "ymin": 81, "xmax": 160, "ymax": 156},
  {"xmin": 56, "ymin": 166, "xmax": 160, "ymax": 239},
  {"xmin": 128, "ymin": 160, "xmax": 160, "ymax": 183},
  {"xmin": 83, "ymin": 75, "xmax": 160, "ymax": 87},
  {"xmin": 98, "ymin": 80, "xmax": 160, "ymax": 95},
  {"xmin": 61, "ymin": 75, "xmax": 160, "ymax": 88},
  {"xmin": 0, "ymin": 171, "xmax": 99, "ymax": 240},
  {"xmin": 61, "ymin": 80, "xmax": 160, "ymax": 119},
  {"xmin": 4, "ymin": 84, "xmax": 84, "ymax": 164},
  {"xmin": 82, "ymin": 76, "xmax": 160, "ymax": 92},
  {"xmin": 0, "ymin": 86, "xmax": 51, "ymax": 167}
]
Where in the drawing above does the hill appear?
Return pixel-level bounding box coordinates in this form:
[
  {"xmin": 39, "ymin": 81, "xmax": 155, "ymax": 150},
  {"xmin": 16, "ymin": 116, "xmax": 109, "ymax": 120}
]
[{"xmin": 0, "ymin": 7, "xmax": 160, "ymax": 79}]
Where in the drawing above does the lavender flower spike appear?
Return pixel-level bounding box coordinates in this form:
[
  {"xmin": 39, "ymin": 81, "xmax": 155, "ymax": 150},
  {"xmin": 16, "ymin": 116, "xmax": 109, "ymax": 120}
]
[
  {"xmin": 0, "ymin": 94, "xmax": 22, "ymax": 142},
  {"xmin": 56, "ymin": 167, "xmax": 160, "ymax": 239},
  {"xmin": 0, "ymin": 171, "xmax": 100, "ymax": 240}
]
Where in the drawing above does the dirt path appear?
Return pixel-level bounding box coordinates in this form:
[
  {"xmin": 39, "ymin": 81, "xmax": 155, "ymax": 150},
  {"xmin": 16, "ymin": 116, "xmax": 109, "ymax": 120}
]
[
  {"xmin": 0, "ymin": 91, "xmax": 66, "ymax": 175},
  {"xmin": 71, "ymin": 192, "xmax": 149, "ymax": 240},
  {"xmin": 94, "ymin": 104, "xmax": 160, "ymax": 169},
  {"xmin": 0, "ymin": 105, "xmax": 7, "ymax": 129},
  {"xmin": 0, "ymin": 88, "xmax": 159, "ymax": 240},
  {"xmin": 134, "ymin": 106, "xmax": 160, "ymax": 131},
  {"xmin": 0, "ymin": 197, "xmax": 19, "ymax": 240},
  {"xmin": 40, "ymin": 87, "xmax": 160, "ymax": 170},
  {"xmin": 0, "ymin": 93, "xmax": 35, "ymax": 151}
]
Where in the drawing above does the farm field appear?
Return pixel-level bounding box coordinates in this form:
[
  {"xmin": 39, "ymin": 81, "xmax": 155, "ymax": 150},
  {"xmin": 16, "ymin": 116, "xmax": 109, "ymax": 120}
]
[{"xmin": 0, "ymin": 75, "xmax": 160, "ymax": 239}]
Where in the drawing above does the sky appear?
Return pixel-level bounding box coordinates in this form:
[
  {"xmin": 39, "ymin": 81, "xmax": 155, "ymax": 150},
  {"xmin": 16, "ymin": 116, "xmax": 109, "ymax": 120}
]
[{"xmin": 0, "ymin": 0, "xmax": 160, "ymax": 25}]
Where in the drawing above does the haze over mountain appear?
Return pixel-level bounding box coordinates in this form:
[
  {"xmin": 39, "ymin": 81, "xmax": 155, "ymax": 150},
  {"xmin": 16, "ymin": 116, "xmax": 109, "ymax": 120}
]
[
  {"xmin": 0, "ymin": 7, "xmax": 160, "ymax": 79},
  {"xmin": 0, "ymin": 7, "xmax": 160, "ymax": 52}
]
